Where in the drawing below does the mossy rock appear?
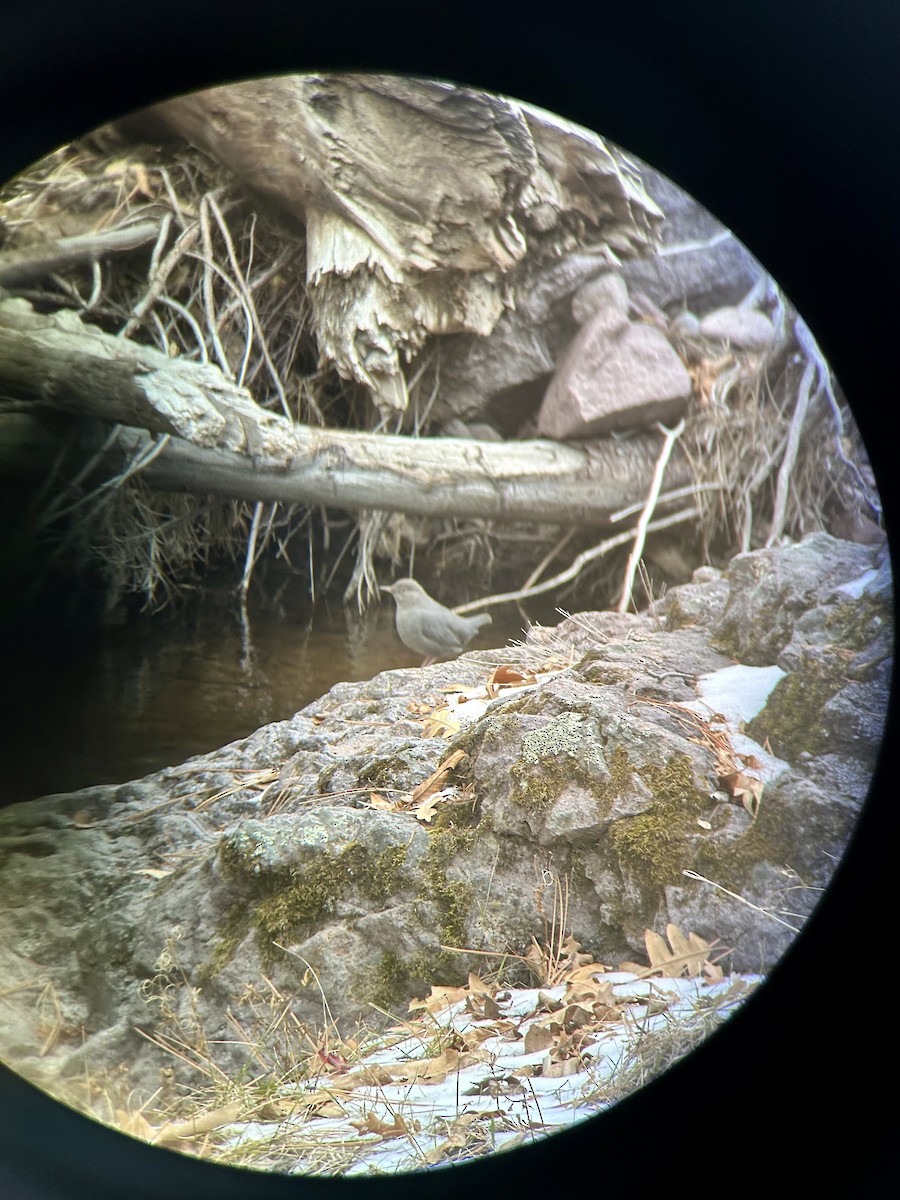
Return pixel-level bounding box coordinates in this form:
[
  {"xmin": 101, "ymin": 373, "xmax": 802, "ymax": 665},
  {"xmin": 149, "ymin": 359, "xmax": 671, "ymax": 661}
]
[
  {"xmin": 745, "ymin": 650, "xmax": 849, "ymax": 762},
  {"xmin": 609, "ymin": 754, "xmax": 708, "ymax": 890}
]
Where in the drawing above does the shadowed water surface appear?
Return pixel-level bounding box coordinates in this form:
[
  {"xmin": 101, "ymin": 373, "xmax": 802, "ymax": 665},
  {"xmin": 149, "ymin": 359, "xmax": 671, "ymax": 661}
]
[{"xmin": 3, "ymin": 588, "xmax": 531, "ymax": 807}]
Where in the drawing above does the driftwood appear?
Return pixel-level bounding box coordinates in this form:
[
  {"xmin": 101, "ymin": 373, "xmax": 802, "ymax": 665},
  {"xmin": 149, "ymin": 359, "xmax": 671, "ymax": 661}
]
[
  {"xmin": 0, "ymin": 296, "xmax": 294, "ymax": 463},
  {"xmin": 146, "ymin": 75, "xmax": 662, "ymax": 418},
  {"xmin": 105, "ymin": 424, "xmax": 691, "ymax": 527},
  {"xmin": 0, "ymin": 221, "xmax": 161, "ymax": 289},
  {"xmin": 0, "ymin": 295, "xmax": 691, "ymax": 527}
]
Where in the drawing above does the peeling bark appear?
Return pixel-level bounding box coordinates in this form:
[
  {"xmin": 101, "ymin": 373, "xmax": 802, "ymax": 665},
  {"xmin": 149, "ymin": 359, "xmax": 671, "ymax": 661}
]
[
  {"xmin": 0, "ymin": 297, "xmax": 690, "ymax": 526},
  {"xmin": 106, "ymin": 423, "xmax": 691, "ymax": 528},
  {"xmin": 144, "ymin": 75, "xmax": 662, "ymax": 416}
]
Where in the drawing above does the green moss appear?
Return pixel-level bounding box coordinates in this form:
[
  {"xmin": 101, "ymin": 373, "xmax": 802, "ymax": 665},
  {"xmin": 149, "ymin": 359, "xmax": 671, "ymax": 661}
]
[
  {"xmin": 407, "ymin": 948, "xmax": 457, "ymax": 988},
  {"xmin": 196, "ymin": 903, "xmax": 252, "ymax": 987},
  {"xmin": 417, "ymin": 828, "xmax": 475, "ymax": 952},
  {"xmin": 593, "ymin": 745, "xmax": 637, "ymax": 821},
  {"xmin": 370, "ymin": 951, "xmax": 411, "ymax": 1012},
  {"xmin": 745, "ymin": 651, "xmax": 847, "ymax": 762},
  {"xmin": 508, "ymin": 720, "xmax": 636, "ymax": 826},
  {"xmin": 367, "ymin": 831, "xmax": 478, "ymax": 1011},
  {"xmin": 359, "ymin": 756, "xmax": 414, "ymax": 792},
  {"xmin": 824, "ymin": 594, "xmax": 889, "ymax": 651},
  {"xmin": 217, "ymin": 841, "xmax": 409, "ymax": 974},
  {"xmin": 609, "ymin": 754, "xmax": 708, "ymax": 890},
  {"xmin": 694, "ymin": 783, "xmax": 787, "ymax": 892}
]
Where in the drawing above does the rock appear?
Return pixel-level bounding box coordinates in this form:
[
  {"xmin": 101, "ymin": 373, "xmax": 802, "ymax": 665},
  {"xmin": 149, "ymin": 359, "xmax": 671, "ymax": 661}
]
[
  {"xmin": 714, "ymin": 531, "xmax": 878, "ymax": 665},
  {"xmin": 571, "ymin": 270, "xmax": 630, "ymax": 327},
  {"xmin": 537, "ymin": 285, "xmax": 693, "ymax": 438},
  {"xmin": 418, "ymin": 159, "xmax": 770, "ymax": 432},
  {"xmin": 670, "ymin": 310, "xmax": 701, "ymax": 337},
  {"xmin": 699, "ymin": 305, "xmax": 776, "ymax": 350},
  {"xmin": 0, "ymin": 535, "xmax": 889, "ymax": 1103},
  {"xmin": 618, "ymin": 164, "xmax": 764, "ymax": 315}
]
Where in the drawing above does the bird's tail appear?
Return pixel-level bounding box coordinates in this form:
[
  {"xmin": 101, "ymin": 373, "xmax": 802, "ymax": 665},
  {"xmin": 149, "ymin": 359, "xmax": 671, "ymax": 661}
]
[{"xmin": 473, "ymin": 613, "xmax": 492, "ymax": 630}]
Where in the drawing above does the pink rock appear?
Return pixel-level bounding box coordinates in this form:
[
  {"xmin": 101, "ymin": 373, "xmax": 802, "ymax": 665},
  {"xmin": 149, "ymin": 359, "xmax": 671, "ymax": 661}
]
[{"xmin": 537, "ymin": 315, "xmax": 693, "ymax": 439}]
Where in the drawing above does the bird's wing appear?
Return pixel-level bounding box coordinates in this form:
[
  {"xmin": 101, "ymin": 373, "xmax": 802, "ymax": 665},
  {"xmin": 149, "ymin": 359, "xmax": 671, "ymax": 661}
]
[{"xmin": 416, "ymin": 611, "xmax": 467, "ymax": 654}]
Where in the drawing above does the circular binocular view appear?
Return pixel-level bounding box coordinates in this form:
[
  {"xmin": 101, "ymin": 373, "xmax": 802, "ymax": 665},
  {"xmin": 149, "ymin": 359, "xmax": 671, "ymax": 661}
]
[{"xmin": 0, "ymin": 73, "xmax": 890, "ymax": 1178}]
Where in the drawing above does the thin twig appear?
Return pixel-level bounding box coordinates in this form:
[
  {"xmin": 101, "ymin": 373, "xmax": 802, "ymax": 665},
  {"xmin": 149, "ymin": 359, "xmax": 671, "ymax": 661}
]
[
  {"xmin": 199, "ymin": 195, "xmax": 233, "ymax": 377},
  {"xmin": 207, "ymin": 196, "xmax": 291, "ymax": 419},
  {"xmin": 157, "ymin": 294, "xmax": 208, "ymax": 360},
  {"xmin": 617, "ymin": 418, "xmax": 686, "ymax": 612},
  {"xmin": 454, "ymin": 507, "xmax": 699, "ymax": 615},
  {"xmin": 38, "ymin": 434, "xmax": 171, "ymax": 530},
  {"xmin": 767, "ymin": 352, "xmax": 818, "ymax": 545},
  {"xmin": 610, "ymin": 480, "xmax": 722, "ymax": 524},
  {"xmin": 119, "ymin": 219, "xmax": 202, "ymax": 338},
  {"xmin": 682, "ymin": 869, "xmax": 801, "ymax": 933},
  {"xmin": 793, "ymin": 315, "xmax": 879, "ymax": 514},
  {"xmin": 521, "ymin": 527, "xmax": 577, "ymax": 591},
  {"xmin": 239, "ymin": 502, "xmax": 264, "ymax": 600}
]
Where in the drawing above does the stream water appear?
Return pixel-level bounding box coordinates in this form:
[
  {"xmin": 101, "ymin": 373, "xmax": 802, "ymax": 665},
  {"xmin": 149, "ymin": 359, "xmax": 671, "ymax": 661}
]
[{"xmin": 2, "ymin": 581, "xmax": 537, "ymax": 808}]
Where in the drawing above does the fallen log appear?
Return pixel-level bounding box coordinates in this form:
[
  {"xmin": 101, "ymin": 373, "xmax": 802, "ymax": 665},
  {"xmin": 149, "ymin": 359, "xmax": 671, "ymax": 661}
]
[
  {"xmin": 105, "ymin": 423, "xmax": 693, "ymax": 528},
  {"xmin": 0, "ymin": 294, "xmax": 692, "ymax": 527}
]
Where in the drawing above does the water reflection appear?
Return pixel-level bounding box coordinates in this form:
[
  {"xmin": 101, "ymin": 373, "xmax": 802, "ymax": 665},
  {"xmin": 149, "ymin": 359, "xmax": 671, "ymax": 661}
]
[{"xmin": 3, "ymin": 587, "xmax": 524, "ymax": 806}]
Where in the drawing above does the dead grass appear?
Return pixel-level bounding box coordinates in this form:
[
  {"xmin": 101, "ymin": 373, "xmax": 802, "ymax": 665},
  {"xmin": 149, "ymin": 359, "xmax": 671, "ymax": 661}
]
[
  {"xmin": 2, "ymin": 132, "xmax": 878, "ymax": 616},
  {"xmin": 21, "ymin": 870, "xmax": 760, "ymax": 1177}
]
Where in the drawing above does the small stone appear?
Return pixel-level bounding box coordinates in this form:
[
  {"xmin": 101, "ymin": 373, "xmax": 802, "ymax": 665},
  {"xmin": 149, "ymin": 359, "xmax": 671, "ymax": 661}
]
[{"xmin": 699, "ymin": 306, "xmax": 775, "ymax": 351}]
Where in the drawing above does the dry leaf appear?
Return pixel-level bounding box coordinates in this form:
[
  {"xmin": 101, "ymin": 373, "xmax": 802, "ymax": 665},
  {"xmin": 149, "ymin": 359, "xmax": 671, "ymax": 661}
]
[
  {"xmin": 409, "ymin": 983, "xmax": 468, "ymax": 1013},
  {"xmin": 414, "ymin": 793, "xmax": 445, "ymax": 823},
  {"xmin": 719, "ymin": 770, "xmax": 764, "ymax": 819},
  {"xmin": 636, "ymin": 924, "xmax": 715, "ymax": 978},
  {"xmin": 350, "ymin": 1113, "xmax": 416, "ymax": 1138},
  {"xmin": 702, "ymin": 959, "xmax": 726, "ymax": 984},
  {"xmin": 565, "ymin": 961, "xmax": 606, "ymax": 984},
  {"xmin": 465, "ymin": 993, "xmax": 502, "ymax": 1020},
  {"xmin": 420, "ymin": 708, "xmax": 461, "ymax": 738},
  {"xmin": 392, "ymin": 1046, "xmax": 489, "ymax": 1086},
  {"xmin": 344, "ymin": 1064, "xmax": 394, "ymax": 1088},
  {"xmin": 152, "ymin": 1100, "xmax": 244, "ymax": 1145},
  {"xmin": 537, "ymin": 989, "xmax": 563, "ymax": 1011},
  {"xmin": 524, "ymin": 1024, "xmax": 554, "ymax": 1054},
  {"xmin": 559, "ymin": 1003, "xmax": 594, "ymax": 1031},
  {"xmin": 542, "ymin": 1055, "xmax": 583, "ymax": 1079},
  {"xmin": 367, "ymin": 793, "xmax": 398, "ymax": 812},
  {"xmin": 486, "ymin": 664, "xmax": 532, "ymax": 697},
  {"xmin": 411, "ymin": 750, "xmax": 466, "ymax": 811},
  {"xmin": 738, "ymin": 753, "xmax": 764, "ymax": 770},
  {"xmin": 115, "ymin": 1108, "xmax": 158, "ymax": 1141}
]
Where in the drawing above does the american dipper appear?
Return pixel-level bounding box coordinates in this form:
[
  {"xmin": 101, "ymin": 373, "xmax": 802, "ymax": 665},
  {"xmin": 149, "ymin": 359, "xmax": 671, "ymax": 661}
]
[{"xmin": 381, "ymin": 579, "xmax": 492, "ymax": 665}]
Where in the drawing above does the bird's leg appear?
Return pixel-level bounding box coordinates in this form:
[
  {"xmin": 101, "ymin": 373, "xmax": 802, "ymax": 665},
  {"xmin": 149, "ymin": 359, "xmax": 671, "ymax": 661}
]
[{"xmin": 421, "ymin": 655, "xmax": 436, "ymax": 667}]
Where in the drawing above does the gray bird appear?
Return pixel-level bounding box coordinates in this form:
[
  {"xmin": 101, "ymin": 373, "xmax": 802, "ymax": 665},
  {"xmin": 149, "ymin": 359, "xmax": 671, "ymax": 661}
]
[{"xmin": 381, "ymin": 578, "xmax": 492, "ymax": 665}]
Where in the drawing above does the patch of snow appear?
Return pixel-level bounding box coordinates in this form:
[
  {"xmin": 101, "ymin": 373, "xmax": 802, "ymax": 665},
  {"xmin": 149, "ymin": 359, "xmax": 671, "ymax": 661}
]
[
  {"xmin": 217, "ymin": 970, "xmax": 762, "ymax": 1177},
  {"xmin": 836, "ymin": 569, "xmax": 879, "ymax": 599},
  {"xmin": 682, "ymin": 664, "xmax": 790, "ymax": 782},
  {"xmin": 692, "ymin": 663, "xmax": 785, "ymax": 726}
]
